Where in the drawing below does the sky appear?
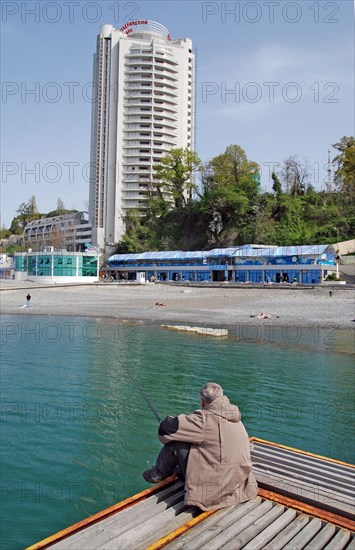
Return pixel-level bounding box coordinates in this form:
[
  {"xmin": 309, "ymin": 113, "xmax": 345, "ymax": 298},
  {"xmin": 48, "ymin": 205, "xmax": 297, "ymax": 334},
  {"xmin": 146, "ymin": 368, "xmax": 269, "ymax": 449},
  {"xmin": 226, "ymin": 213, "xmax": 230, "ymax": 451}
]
[{"xmin": 1, "ymin": 0, "xmax": 354, "ymax": 228}]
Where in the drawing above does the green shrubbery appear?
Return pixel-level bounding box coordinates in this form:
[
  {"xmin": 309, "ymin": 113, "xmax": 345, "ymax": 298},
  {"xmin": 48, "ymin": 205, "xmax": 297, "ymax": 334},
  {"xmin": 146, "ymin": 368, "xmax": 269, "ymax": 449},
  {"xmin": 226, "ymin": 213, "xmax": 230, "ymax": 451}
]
[
  {"xmin": 325, "ymin": 273, "xmax": 339, "ymax": 281},
  {"xmin": 116, "ymin": 139, "xmax": 355, "ymax": 253}
]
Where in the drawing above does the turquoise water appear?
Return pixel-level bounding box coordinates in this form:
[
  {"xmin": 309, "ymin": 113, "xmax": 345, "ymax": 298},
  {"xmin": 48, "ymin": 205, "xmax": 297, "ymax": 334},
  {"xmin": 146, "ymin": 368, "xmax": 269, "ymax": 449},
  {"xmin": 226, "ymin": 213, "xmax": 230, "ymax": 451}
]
[{"xmin": 1, "ymin": 315, "xmax": 354, "ymax": 550}]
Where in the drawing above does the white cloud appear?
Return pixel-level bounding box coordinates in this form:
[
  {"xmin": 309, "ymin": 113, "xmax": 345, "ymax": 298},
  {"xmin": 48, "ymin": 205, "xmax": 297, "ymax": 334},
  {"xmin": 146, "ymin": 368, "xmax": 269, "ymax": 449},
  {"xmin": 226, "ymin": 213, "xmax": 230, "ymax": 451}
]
[
  {"xmin": 201, "ymin": 41, "xmax": 353, "ymax": 83},
  {"xmin": 198, "ymin": 40, "xmax": 353, "ymax": 120}
]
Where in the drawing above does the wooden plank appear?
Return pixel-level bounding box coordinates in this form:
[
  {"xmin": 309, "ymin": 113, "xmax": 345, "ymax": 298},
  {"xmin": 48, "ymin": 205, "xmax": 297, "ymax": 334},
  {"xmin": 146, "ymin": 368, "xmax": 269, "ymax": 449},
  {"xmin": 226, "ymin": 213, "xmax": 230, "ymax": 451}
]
[
  {"xmin": 250, "ymin": 438, "xmax": 355, "ymax": 470},
  {"xmin": 323, "ymin": 529, "xmax": 352, "ymax": 550},
  {"xmin": 252, "ymin": 449, "xmax": 355, "ymax": 492},
  {"xmin": 163, "ymin": 498, "xmax": 262, "ymax": 550},
  {"xmin": 251, "ymin": 441, "xmax": 355, "ymax": 474},
  {"xmin": 258, "ymin": 488, "xmax": 355, "ymax": 531},
  {"xmin": 242, "ymin": 508, "xmax": 297, "ymax": 550},
  {"xmin": 221, "ymin": 504, "xmax": 285, "ymax": 550},
  {"xmin": 251, "ymin": 442, "xmax": 355, "ymax": 473},
  {"xmin": 198, "ymin": 500, "xmax": 274, "ymax": 550},
  {"xmin": 160, "ymin": 508, "xmax": 235, "ymax": 550},
  {"xmin": 102, "ymin": 501, "xmax": 196, "ymax": 550},
  {"xmin": 251, "ymin": 442, "xmax": 355, "ymax": 477},
  {"xmin": 303, "ymin": 523, "xmax": 336, "ymax": 550},
  {"xmin": 26, "ymin": 478, "xmax": 180, "ymax": 550},
  {"xmin": 254, "ymin": 468, "xmax": 355, "ymax": 511},
  {"xmin": 251, "ymin": 449, "xmax": 355, "ymax": 488},
  {"xmin": 28, "ymin": 438, "xmax": 355, "ymax": 550},
  {"xmin": 252, "ymin": 446, "xmax": 354, "ymax": 479},
  {"xmin": 254, "ymin": 466, "xmax": 355, "ymax": 508},
  {"xmin": 146, "ymin": 510, "xmax": 217, "ymax": 550},
  {"xmin": 252, "ymin": 454, "xmax": 355, "ymax": 497},
  {"xmin": 255, "ymin": 469, "xmax": 355, "ymax": 518},
  {"xmin": 253, "ymin": 462, "xmax": 354, "ymax": 502},
  {"xmin": 263, "ymin": 514, "xmax": 310, "ymax": 549},
  {"xmin": 345, "ymin": 536, "xmax": 355, "ymax": 549},
  {"xmin": 251, "ymin": 451, "xmax": 355, "ymax": 493},
  {"xmin": 282, "ymin": 518, "xmax": 322, "ymax": 549},
  {"xmin": 253, "ymin": 464, "xmax": 355, "ymax": 506},
  {"xmin": 133, "ymin": 507, "xmax": 200, "ymax": 550},
  {"xmin": 49, "ymin": 486, "xmax": 186, "ymax": 549}
]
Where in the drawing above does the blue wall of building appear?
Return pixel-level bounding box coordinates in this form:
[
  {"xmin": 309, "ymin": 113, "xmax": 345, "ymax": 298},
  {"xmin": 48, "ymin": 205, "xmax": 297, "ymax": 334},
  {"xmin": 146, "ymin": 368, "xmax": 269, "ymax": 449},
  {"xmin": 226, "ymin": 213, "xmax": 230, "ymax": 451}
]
[{"xmin": 107, "ymin": 245, "xmax": 336, "ymax": 285}]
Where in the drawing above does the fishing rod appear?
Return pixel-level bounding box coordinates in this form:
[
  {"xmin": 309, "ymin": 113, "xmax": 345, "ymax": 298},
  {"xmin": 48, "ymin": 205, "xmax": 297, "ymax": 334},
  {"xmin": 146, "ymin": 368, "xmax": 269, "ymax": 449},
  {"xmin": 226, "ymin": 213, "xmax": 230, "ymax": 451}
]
[{"xmin": 113, "ymin": 355, "xmax": 161, "ymax": 423}]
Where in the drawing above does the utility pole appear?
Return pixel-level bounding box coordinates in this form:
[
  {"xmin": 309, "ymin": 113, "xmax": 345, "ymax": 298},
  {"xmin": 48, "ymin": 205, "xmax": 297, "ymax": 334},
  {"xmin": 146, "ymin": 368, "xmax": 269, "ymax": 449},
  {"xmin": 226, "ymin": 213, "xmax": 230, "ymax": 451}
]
[{"xmin": 333, "ymin": 227, "xmax": 340, "ymax": 279}]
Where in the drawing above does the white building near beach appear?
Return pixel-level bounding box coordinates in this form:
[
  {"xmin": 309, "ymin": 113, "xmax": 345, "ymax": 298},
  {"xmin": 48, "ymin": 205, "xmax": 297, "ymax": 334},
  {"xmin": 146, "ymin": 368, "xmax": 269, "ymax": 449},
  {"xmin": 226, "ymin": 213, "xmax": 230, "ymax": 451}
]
[
  {"xmin": 23, "ymin": 212, "xmax": 92, "ymax": 252},
  {"xmin": 14, "ymin": 250, "xmax": 99, "ymax": 284},
  {"xmin": 89, "ymin": 21, "xmax": 194, "ymax": 250}
]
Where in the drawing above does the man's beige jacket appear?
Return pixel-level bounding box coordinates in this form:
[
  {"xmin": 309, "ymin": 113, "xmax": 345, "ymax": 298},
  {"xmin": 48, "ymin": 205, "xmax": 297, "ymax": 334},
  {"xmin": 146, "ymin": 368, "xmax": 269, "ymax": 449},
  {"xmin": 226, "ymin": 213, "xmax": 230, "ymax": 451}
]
[{"xmin": 158, "ymin": 395, "xmax": 258, "ymax": 510}]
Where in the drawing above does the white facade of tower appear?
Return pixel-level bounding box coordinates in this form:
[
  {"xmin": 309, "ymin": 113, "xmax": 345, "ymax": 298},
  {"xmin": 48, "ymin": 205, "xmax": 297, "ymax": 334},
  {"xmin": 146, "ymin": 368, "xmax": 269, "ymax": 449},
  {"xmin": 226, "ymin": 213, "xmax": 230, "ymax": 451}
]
[{"xmin": 89, "ymin": 21, "xmax": 194, "ymax": 249}]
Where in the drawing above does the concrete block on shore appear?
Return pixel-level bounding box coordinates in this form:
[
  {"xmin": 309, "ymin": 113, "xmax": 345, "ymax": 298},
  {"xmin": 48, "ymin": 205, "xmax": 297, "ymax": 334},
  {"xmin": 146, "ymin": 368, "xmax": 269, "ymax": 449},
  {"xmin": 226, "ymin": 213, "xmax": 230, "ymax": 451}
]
[{"xmin": 161, "ymin": 324, "xmax": 228, "ymax": 337}]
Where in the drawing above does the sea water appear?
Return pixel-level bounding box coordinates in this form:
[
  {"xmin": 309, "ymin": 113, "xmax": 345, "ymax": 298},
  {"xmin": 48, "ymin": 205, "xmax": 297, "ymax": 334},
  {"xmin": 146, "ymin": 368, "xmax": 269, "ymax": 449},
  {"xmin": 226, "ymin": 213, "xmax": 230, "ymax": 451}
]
[{"xmin": 1, "ymin": 315, "xmax": 354, "ymax": 550}]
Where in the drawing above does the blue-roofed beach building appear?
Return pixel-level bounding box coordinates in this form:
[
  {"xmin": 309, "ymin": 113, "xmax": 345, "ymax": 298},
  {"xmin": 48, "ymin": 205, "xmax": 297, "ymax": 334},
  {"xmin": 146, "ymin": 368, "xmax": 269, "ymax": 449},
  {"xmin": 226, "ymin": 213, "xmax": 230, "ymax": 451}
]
[{"xmin": 106, "ymin": 244, "xmax": 337, "ymax": 284}]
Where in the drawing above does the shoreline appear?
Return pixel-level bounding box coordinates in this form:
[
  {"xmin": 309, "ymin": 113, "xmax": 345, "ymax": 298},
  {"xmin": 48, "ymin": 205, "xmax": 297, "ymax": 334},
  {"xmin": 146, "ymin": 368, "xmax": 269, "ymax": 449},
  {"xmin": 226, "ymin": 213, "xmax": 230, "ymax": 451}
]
[
  {"xmin": 1, "ymin": 280, "xmax": 354, "ymax": 331},
  {"xmin": 1, "ymin": 310, "xmax": 355, "ymax": 334}
]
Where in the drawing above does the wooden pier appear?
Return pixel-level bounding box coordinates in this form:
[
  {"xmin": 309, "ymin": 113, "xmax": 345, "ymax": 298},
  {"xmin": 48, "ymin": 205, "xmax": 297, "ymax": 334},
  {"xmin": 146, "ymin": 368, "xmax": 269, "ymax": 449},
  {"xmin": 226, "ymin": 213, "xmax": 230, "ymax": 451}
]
[{"xmin": 27, "ymin": 438, "xmax": 355, "ymax": 550}]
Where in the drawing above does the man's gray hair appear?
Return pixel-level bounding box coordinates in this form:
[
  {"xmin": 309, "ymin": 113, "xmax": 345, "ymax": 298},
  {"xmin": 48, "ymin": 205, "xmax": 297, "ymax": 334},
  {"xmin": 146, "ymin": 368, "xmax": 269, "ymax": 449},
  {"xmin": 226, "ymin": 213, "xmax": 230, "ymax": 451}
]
[{"xmin": 200, "ymin": 382, "xmax": 223, "ymax": 405}]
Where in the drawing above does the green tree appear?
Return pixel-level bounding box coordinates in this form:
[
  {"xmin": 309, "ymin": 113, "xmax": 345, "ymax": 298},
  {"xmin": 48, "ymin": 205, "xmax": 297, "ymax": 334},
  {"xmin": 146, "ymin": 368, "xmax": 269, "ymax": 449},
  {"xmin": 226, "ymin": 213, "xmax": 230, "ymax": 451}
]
[
  {"xmin": 253, "ymin": 193, "xmax": 278, "ymax": 244},
  {"xmin": 272, "ymin": 194, "xmax": 305, "ymax": 244},
  {"xmin": 4, "ymin": 243, "xmax": 22, "ymax": 255},
  {"xmin": 50, "ymin": 225, "xmax": 65, "ymax": 250},
  {"xmin": 46, "ymin": 198, "xmax": 77, "ymax": 218},
  {"xmin": 271, "ymin": 172, "xmax": 282, "ymax": 196},
  {"xmin": 115, "ymin": 209, "xmax": 151, "ymax": 253},
  {"xmin": 113, "ymin": 140, "xmax": 355, "ymax": 253},
  {"xmin": 206, "ymin": 145, "xmax": 260, "ymax": 201},
  {"xmin": 0, "ymin": 226, "xmax": 11, "ymax": 239},
  {"xmin": 153, "ymin": 148, "xmax": 201, "ymax": 209},
  {"xmin": 280, "ymin": 156, "xmax": 311, "ymax": 196},
  {"xmin": 13, "ymin": 195, "xmax": 39, "ymax": 231},
  {"xmin": 332, "ymin": 136, "xmax": 355, "ymax": 196},
  {"xmin": 9, "ymin": 217, "xmax": 23, "ymax": 235},
  {"xmin": 200, "ymin": 145, "xmax": 260, "ymax": 244},
  {"xmin": 56, "ymin": 197, "xmax": 66, "ymax": 211}
]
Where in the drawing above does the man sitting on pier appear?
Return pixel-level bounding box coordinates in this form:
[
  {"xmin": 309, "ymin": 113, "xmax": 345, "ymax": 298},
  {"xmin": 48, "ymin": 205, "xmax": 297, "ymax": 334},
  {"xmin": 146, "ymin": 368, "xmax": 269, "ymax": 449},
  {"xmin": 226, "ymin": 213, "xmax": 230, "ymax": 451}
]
[{"xmin": 143, "ymin": 382, "xmax": 257, "ymax": 511}]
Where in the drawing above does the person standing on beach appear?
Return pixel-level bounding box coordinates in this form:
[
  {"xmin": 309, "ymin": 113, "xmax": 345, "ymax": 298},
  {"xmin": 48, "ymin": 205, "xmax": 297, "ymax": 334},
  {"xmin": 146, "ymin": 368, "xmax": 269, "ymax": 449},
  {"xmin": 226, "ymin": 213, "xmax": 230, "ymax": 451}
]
[{"xmin": 143, "ymin": 382, "xmax": 257, "ymax": 511}]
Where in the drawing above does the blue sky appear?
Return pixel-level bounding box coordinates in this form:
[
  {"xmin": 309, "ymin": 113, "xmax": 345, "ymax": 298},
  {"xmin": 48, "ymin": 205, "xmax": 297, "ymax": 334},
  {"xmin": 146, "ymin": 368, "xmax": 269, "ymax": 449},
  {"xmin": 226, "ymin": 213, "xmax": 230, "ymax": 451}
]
[{"xmin": 1, "ymin": 0, "xmax": 354, "ymax": 227}]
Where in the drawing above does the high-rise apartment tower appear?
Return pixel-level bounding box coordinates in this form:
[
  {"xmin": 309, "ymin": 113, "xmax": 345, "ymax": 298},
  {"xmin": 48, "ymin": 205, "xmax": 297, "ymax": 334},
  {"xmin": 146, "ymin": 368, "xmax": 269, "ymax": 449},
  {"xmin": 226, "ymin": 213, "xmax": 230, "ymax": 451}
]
[{"xmin": 89, "ymin": 21, "xmax": 194, "ymax": 249}]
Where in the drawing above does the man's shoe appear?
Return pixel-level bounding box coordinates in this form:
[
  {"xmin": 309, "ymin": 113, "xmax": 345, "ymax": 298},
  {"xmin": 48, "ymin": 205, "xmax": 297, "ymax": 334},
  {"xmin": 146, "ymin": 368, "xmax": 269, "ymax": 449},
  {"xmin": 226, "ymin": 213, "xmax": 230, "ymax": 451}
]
[{"xmin": 143, "ymin": 467, "xmax": 165, "ymax": 483}]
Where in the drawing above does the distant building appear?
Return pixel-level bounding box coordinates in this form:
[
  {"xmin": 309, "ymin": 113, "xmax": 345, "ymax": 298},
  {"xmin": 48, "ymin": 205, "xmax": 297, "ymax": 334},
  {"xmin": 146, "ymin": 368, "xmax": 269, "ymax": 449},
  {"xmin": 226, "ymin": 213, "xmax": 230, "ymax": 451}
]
[
  {"xmin": 0, "ymin": 254, "xmax": 13, "ymax": 279},
  {"xmin": 106, "ymin": 244, "xmax": 337, "ymax": 284},
  {"xmin": 23, "ymin": 212, "xmax": 92, "ymax": 252},
  {"xmin": 14, "ymin": 250, "xmax": 99, "ymax": 284},
  {"xmin": 89, "ymin": 21, "xmax": 194, "ymax": 250}
]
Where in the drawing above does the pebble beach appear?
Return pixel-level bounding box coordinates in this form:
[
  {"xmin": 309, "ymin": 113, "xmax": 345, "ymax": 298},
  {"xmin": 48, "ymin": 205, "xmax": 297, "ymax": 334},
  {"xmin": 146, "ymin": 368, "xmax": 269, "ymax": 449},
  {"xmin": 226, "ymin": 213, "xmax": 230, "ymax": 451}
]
[{"xmin": 1, "ymin": 280, "xmax": 354, "ymax": 330}]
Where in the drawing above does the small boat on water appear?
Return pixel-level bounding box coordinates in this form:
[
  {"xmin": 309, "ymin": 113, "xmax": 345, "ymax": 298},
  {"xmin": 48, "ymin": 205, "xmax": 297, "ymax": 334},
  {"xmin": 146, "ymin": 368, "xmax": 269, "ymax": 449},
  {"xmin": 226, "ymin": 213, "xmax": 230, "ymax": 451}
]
[{"xmin": 26, "ymin": 438, "xmax": 355, "ymax": 550}]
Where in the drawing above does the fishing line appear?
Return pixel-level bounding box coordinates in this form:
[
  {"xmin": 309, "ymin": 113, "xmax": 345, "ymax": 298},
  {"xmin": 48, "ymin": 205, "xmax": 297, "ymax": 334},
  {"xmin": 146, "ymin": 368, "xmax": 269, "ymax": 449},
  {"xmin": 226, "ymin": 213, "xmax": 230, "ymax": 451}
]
[{"xmin": 113, "ymin": 354, "xmax": 161, "ymax": 423}]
